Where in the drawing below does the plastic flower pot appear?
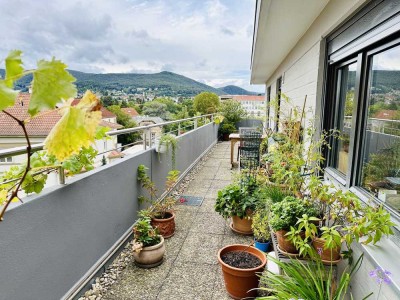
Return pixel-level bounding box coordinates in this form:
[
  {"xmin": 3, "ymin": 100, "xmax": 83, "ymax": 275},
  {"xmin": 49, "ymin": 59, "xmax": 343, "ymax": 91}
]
[
  {"xmin": 154, "ymin": 139, "xmax": 167, "ymax": 153},
  {"xmin": 254, "ymin": 238, "xmax": 271, "ymax": 252},
  {"xmin": 217, "ymin": 244, "xmax": 267, "ymax": 300}
]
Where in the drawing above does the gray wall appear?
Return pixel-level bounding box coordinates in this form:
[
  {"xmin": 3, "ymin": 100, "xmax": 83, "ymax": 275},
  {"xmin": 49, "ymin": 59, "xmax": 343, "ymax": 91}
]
[{"xmin": 0, "ymin": 123, "xmax": 218, "ymax": 300}]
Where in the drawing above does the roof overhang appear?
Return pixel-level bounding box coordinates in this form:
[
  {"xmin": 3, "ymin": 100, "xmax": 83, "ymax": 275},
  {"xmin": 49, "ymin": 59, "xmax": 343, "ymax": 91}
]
[{"xmin": 250, "ymin": 0, "xmax": 329, "ymax": 84}]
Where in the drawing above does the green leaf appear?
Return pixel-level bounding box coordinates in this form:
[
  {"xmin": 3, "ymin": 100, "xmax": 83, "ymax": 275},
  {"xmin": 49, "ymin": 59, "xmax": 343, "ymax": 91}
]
[
  {"xmin": 0, "ymin": 80, "xmax": 18, "ymax": 111},
  {"xmin": 44, "ymin": 91, "xmax": 101, "ymax": 161},
  {"xmin": 5, "ymin": 50, "xmax": 24, "ymax": 88},
  {"xmin": 29, "ymin": 58, "xmax": 77, "ymax": 116}
]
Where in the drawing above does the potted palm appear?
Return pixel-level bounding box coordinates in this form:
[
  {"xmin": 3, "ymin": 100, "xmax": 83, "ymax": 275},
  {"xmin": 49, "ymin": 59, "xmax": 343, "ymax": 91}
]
[
  {"xmin": 132, "ymin": 212, "xmax": 165, "ymax": 268},
  {"xmin": 137, "ymin": 165, "xmax": 179, "ymax": 238}
]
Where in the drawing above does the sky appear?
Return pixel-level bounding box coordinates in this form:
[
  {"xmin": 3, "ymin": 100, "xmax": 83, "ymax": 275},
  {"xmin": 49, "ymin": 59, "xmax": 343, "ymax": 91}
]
[{"xmin": 0, "ymin": 0, "xmax": 264, "ymax": 92}]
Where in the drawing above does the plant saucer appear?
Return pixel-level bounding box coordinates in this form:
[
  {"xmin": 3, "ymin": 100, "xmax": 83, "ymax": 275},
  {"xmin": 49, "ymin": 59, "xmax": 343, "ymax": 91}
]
[
  {"xmin": 276, "ymin": 245, "xmax": 302, "ymax": 258},
  {"xmin": 229, "ymin": 223, "xmax": 253, "ymax": 236},
  {"xmin": 319, "ymin": 257, "xmax": 342, "ymax": 265}
]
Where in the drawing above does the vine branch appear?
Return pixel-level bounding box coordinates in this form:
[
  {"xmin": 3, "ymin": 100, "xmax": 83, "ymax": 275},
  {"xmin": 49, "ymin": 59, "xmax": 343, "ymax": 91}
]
[{"xmin": 0, "ymin": 110, "xmax": 32, "ymax": 221}]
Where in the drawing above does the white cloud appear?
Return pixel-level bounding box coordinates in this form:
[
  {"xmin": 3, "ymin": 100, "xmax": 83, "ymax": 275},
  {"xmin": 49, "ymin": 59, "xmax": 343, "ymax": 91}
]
[{"xmin": 0, "ymin": 0, "xmax": 264, "ymax": 92}]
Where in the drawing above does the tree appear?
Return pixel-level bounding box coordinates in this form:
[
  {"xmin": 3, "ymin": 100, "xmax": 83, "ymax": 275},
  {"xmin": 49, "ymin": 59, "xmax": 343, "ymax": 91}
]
[
  {"xmin": 100, "ymin": 95, "xmax": 116, "ymax": 107},
  {"xmin": 153, "ymin": 97, "xmax": 180, "ymax": 114},
  {"xmin": 193, "ymin": 92, "xmax": 220, "ymax": 114},
  {"xmin": 142, "ymin": 101, "xmax": 170, "ymax": 120},
  {"xmin": 219, "ymin": 99, "xmax": 247, "ymax": 124},
  {"xmin": 120, "ymin": 100, "xmax": 128, "ymax": 108},
  {"xmin": 107, "ymin": 105, "xmax": 140, "ymax": 145}
]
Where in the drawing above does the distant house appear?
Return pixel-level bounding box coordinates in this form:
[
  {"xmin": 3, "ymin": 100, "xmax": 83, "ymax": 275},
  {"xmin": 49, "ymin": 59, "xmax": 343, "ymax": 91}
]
[
  {"xmin": 121, "ymin": 107, "xmax": 139, "ymax": 118},
  {"xmin": 0, "ymin": 93, "xmax": 122, "ymax": 172},
  {"xmin": 133, "ymin": 116, "xmax": 164, "ymax": 147},
  {"xmin": 219, "ymin": 95, "xmax": 265, "ymax": 117}
]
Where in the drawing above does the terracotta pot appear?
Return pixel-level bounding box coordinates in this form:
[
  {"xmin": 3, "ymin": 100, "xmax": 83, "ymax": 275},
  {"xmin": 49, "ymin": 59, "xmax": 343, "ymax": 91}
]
[
  {"xmin": 275, "ymin": 230, "xmax": 303, "ymax": 254},
  {"xmin": 231, "ymin": 215, "xmax": 253, "ymax": 235},
  {"xmin": 312, "ymin": 237, "xmax": 341, "ymax": 262},
  {"xmin": 132, "ymin": 236, "xmax": 165, "ymax": 268},
  {"xmin": 217, "ymin": 244, "xmax": 267, "ymax": 300},
  {"xmin": 151, "ymin": 211, "xmax": 175, "ymax": 239}
]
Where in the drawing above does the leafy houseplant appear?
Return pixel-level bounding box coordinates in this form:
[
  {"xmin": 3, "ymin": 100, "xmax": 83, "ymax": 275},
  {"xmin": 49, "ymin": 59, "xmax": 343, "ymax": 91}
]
[
  {"xmin": 294, "ymin": 176, "xmax": 396, "ymax": 263},
  {"xmin": 218, "ymin": 121, "xmax": 236, "ymax": 141},
  {"xmin": 155, "ymin": 133, "xmax": 178, "ymax": 168},
  {"xmin": 132, "ymin": 212, "xmax": 165, "ymax": 268},
  {"xmin": 137, "ymin": 164, "xmax": 179, "ymax": 238},
  {"xmin": 0, "ymin": 50, "xmax": 102, "ymax": 221},
  {"xmin": 269, "ymin": 196, "xmax": 317, "ymax": 254},
  {"xmin": 215, "ymin": 174, "xmax": 260, "ymax": 234},
  {"xmin": 258, "ymin": 254, "xmax": 372, "ymax": 300},
  {"xmin": 252, "ymin": 208, "xmax": 271, "ymax": 252}
]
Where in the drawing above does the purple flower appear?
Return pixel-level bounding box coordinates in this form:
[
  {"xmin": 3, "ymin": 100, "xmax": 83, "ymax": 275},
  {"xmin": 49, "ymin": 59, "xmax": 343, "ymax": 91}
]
[{"xmin": 369, "ymin": 267, "xmax": 392, "ymax": 285}]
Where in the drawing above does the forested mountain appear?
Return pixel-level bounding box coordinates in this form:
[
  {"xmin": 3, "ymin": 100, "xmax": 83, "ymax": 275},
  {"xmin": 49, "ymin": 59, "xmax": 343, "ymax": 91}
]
[
  {"xmin": 0, "ymin": 69, "xmax": 225, "ymax": 97},
  {"xmin": 218, "ymin": 85, "xmax": 261, "ymax": 95}
]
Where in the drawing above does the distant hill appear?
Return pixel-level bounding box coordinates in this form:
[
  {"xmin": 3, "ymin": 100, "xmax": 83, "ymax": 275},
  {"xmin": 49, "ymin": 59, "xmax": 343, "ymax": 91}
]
[
  {"xmin": 0, "ymin": 69, "xmax": 225, "ymax": 97},
  {"xmin": 218, "ymin": 85, "xmax": 261, "ymax": 95}
]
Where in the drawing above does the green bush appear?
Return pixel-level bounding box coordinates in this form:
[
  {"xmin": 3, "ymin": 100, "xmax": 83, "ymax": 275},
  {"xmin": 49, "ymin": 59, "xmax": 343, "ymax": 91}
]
[{"xmin": 269, "ymin": 196, "xmax": 317, "ymax": 231}]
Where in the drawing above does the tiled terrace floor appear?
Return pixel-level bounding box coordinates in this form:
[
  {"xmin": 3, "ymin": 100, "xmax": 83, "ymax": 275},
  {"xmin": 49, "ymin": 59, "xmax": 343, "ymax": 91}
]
[{"xmin": 103, "ymin": 142, "xmax": 252, "ymax": 300}]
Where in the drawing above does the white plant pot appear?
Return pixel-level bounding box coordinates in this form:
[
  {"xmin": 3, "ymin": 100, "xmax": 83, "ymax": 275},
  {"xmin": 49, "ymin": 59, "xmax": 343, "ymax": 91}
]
[{"xmin": 155, "ymin": 139, "xmax": 168, "ymax": 153}]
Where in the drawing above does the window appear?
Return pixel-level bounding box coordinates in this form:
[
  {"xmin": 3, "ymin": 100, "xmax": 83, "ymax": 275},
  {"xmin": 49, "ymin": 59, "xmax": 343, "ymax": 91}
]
[
  {"xmin": 325, "ymin": 0, "xmax": 400, "ymax": 216},
  {"xmin": 360, "ymin": 45, "xmax": 400, "ymax": 212},
  {"xmin": 0, "ymin": 157, "xmax": 12, "ymax": 163}
]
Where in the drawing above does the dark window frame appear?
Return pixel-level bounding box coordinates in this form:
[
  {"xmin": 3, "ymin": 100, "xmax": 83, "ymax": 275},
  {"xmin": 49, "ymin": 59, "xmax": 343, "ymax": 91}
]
[
  {"xmin": 275, "ymin": 77, "xmax": 282, "ymax": 132},
  {"xmin": 266, "ymin": 86, "xmax": 271, "ymax": 128},
  {"xmin": 323, "ymin": 0, "xmax": 400, "ymax": 220}
]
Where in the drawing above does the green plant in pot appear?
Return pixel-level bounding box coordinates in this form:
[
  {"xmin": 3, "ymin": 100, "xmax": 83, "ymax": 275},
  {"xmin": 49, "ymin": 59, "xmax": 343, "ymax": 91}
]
[
  {"xmin": 218, "ymin": 121, "xmax": 236, "ymax": 141},
  {"xmin": 155, "ymin": 133, "xmax": 178, "ymax": 168},
  {"xmin": 299, "ymin": 175, "xmax": 395, "ymax": 264},
  {"xmin": 215, "ymin": 173, "xmax": 259, "ymax": 234},
  {"xmin": 252, "ymin": 207, "xmax": 271, "ymax": 252},
  {"xmin": 132, "ymin": 211, "xmax": 165, "ymax": 268},
  {"xmin": 137, "ymin": 165, "xmax": 180, "ymax": 238},
  {"xmin": 269, "ymin": 196, "xmax": 318, "ymax": 255}
]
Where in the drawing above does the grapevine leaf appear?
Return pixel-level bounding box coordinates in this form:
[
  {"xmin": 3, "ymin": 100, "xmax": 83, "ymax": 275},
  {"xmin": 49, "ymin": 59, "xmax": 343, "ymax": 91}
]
[
  {"xmin": 0, "ymin": 80, "xmax": 19, "ymax": 111},
  {"xmin": 44, "ymin": 91, "xmax": 102, "ymax": 161},
  {"xmin": 0, "ymin": 190, "xmax": 7, "ymax": 206},
  {"xmin": 29, "ymin": 58, "xmax": 77, "ymax": 116},
  {"xmin": 5, "ymin": 50, "xmax": 24, "ymax": 88}
]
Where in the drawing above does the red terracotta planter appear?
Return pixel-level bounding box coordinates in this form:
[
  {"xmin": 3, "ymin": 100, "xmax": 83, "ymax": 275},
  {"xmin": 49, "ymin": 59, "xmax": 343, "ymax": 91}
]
[
  {"xmin": 217, "ymin": 244, "xmax": 267, "ymax": 300},
  {"xmin": 275, "ymin": 230, "xmax": 301, "ymax": 254},
  {"xmin": 231, "ymin": 215, "xmax": 253, "ymax": 235},
  {"xmin": 151, "ymin": 211, "xmax": 175, "ymax": 239},
  {"xmin": 312, "ymin": 237, "xmax": 341, "ymax": 263}
]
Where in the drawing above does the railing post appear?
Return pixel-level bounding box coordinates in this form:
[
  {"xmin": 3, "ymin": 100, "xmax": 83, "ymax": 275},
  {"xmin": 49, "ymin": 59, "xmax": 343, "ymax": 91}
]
[
  {"xmin": 143, "ymin": 130, "xmax": 147, "ymax": 150},
  {"xmin": 58, "ymin": 166, "xmax": 66, "ymax": 185},
  {"xmin": 178, "ymin": 123, "xmax": 181, "ymax": 136},
  {"xmin": 211, "ymin": 114, "xmax": 214, "ymax": 122},
  {"xmin": 194, "ymin": 118, "xmax": 198, "ymax": 129}
]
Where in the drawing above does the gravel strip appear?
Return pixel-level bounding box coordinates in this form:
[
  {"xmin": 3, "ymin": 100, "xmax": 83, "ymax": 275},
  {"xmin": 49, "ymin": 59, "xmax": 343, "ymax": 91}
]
[{"xmin": 78, "ymin": 144, "xmax": 218, "ymax": 300}]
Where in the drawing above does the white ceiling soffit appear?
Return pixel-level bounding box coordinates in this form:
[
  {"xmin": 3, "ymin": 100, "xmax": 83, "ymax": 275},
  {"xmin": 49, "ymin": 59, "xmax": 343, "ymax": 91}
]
[{"xmin": 251, "ymin": 0, "xmax": 329, "ymax": 84}]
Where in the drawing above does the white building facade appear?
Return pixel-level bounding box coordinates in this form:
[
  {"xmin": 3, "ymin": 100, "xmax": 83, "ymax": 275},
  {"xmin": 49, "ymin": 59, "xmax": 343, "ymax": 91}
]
[{"xmin": 251, "ymin": 0, "xmax": 400, "ymax": 298}]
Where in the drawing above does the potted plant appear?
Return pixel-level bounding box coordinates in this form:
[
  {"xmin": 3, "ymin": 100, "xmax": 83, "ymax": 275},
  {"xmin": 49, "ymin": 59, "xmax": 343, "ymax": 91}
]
[
  {"xmin": 252, "ymin": 208, "xmax": 271, "ymax": 252},
  {"xmin": 269, "ymin": 196, "xmax": 317, "ymax": 254},
  {"xmin": 137, "ymin": 165, "xmax": 180, "ymax": 238},
  {"xmin": 288, "ymin": 176, "xmax": 396, "ymax": 263},
  {"xmin": 132, "ymin": 212, "xmax": 165, "ymax": 268},
  {"xmin": 218, "ymin": 121, "xmax": 236, "ymax": 141},
  {"xmin": 258, "ymin": 254, "xmax": 371, "ymax": 300},
  {"xmin": 155, "ymin": 133, "xmax": 177, "ymax": 167},
  {"xmin": 217, "ymin": 244, "xmax": 267, "ymax": 299},
  {"xmin": 215, "ymin": 174, "xmax": 259, "ymax": 235}
]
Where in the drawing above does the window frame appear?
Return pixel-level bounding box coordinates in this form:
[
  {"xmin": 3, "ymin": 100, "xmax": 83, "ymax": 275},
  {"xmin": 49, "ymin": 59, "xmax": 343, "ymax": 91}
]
[
  {"xmin": 325, "ymin": 34, "xmax": 400, "ymax": 217},
  {"xmin": 275, "ymin": 77, "xmax": 282, "ymax": 132}
]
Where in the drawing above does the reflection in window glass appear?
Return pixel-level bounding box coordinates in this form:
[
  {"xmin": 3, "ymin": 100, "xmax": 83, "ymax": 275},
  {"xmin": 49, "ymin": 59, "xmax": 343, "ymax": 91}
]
[
  {"xmin": 335, "ymin": 62, "xmax": 357, "ymax": 175},
  {"xmin": 361, "ymin": 45, "xmax": 400, "ymax": 212}
]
